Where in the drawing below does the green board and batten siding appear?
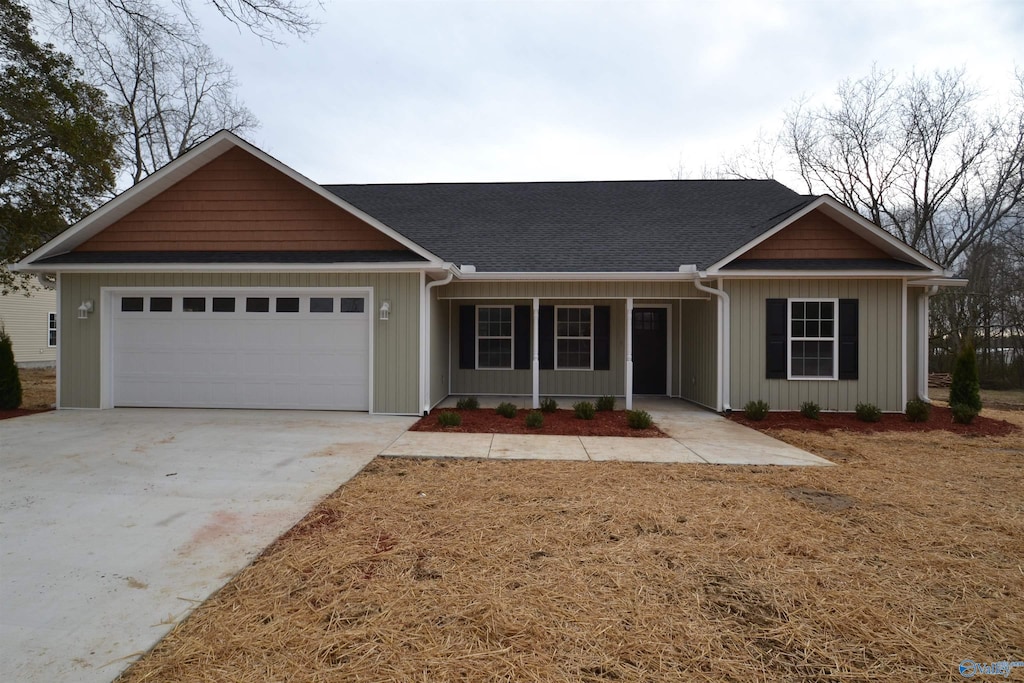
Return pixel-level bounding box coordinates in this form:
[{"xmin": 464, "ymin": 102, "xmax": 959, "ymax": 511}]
[
  {"xmin": 59, "ymin": 272, "xmax": 421, "ymax": 414},
  {"xmin": 429, "ymin": 286, "xmax": 450, "ymax": 407},
  {"xmin": 678, "ymin": 299, "xmax": 718, "ymax": 409},
  {"xmin": 726, "ymin": 279, "xmax": 905, "ymax": 412}
]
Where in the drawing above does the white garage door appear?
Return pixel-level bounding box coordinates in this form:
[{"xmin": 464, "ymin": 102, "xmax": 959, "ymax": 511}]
[{"xmin": 111, "ymin": 290, "xmax": 370, "ymax": 410}]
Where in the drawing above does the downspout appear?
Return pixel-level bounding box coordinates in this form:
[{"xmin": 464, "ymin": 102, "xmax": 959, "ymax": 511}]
[
  {"xmin": 918, "ymin": 285, "xmax": 939, "ymax": 403},
  {"xmin": 693, "ymin": 273, "xmax": 731, "ymax": 412},
  {"xmin": 421, "ymin": 267, "xmax": 455, "ymax": 415}
]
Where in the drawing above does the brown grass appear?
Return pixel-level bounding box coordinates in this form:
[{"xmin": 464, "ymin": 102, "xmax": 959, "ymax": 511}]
[
  {"xmin": 18, "ymin": 367, "xmax": 55, "ymax": 410},
  {"xmin": 118, "ymin": 408, "xmax": 1024, "ymax": 682}
]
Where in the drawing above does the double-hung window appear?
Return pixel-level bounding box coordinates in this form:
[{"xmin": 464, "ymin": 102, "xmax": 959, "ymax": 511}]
[
  {"xmin": 477, "ymin": 306, "xmax": 513, "ymax": 369},
  {"xmin": 789, "ymin": 299, "xmax": 837, "ymax": 379},
  {"xmin": 555, "ymin": 306, "xmax": 593, "ymax": 369},
  {"xmin": 47, "ymin": 312, "xmax": 57, "ymax": 347}
]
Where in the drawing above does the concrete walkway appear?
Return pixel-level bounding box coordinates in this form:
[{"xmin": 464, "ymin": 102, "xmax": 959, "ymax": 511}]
[{"xmin": 384, "ymin": 397, "xmax": 832, "ymax": 466}]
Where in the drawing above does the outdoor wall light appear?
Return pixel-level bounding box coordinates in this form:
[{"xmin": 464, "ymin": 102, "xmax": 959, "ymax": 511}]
[
  {"xmin": 379, "ymin": 300, "xmax": 391, "ymax": 321},
  {"xmin": 77, "ymin": 300, "xmax": 94, "ymax": 320}
]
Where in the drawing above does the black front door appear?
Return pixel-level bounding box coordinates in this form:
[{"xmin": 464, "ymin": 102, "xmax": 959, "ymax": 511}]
[{"xmin": 632, "ymin": 308, "xmax": 667, "ymax": 394}]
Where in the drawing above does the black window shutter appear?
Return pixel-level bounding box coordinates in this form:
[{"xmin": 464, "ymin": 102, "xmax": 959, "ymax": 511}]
[
  {"xmin": 459, "ymin": 305, "xmax": 476, "ymax": 370},
  {"xmin": 765, "ymin": 298, "xmax": 787, "ymax": 379},
  {"xmin": 594, "ymin": 305, "xmax": 611, "ymax": 371},
  {"xmin": 539, "ymin": 306, "xmax": 554, "ymax": 370},
  {"xmin": 513, "ymin": 305, "xmax": 530, "ymax": 370},
  {"xmin": 838, "ymin": 299, "xmax": 859, "ymax": 380}
]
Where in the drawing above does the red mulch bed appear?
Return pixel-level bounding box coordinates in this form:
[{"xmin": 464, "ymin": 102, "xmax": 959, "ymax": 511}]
[
  {"xmin": 0, "ymin": 408, "xmax": 52, "ymax": 421},
  {"xmin": 729, "ymin": 405, "xmax": 1017, "ymax": 437},
  {"xmin": 411, "ymin": 408, "xmax": 667, "ymax": 437}
]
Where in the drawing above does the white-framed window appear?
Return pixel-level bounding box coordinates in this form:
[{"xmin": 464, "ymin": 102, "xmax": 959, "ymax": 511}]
[
  {"xmin": 476, "ymin": 306, "xmax": 513, "ymax": 369},
  {"xmin": 788, "ymin": 298, "xmax": 837, "ymax": 379},
  {"xmin": 47, "ymin": 312, "xmax": 57, "ymax": 347},
  {"xmin": 555, "ymin": 305, "xmax": 593, "ymax": 370}
]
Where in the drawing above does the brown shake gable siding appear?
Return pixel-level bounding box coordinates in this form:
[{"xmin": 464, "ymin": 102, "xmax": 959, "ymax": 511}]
[
  {"xmin": 75, "ymin": 147, "xmax": 407, "ymax": 253},
  {"xmin": 738, "ymin": 211, "xmax": 890, "ymax": 261}
]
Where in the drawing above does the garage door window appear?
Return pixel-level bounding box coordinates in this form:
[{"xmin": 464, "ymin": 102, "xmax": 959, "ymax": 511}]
[
  {"xmin": 212, "ymin": 297, "xmax": 235, "ymax": 312},
  {"xmin": 246, "ymin": 297, "xmax": 270, "ymax": 312},
  {"xmin": 121, "ymin": 297, "xmax": 144, "ymax": 312},
  {"xmin": 183, "ymin": 297, "xmax": 206, "ymax": 312},
  {"xmin": 340, "ymin": 297, "xmax": 365, "ymax": 313},
  {"xmin": 150, "ymin": 297, "xmax": 172, "ymax": 312},
  {"xmin": 276, "ymin": 297, "xmax": 300, "ymax": 313},
  {"xmin": 310, "ymin": 297, "xmax": 334, "ymax": 313}
]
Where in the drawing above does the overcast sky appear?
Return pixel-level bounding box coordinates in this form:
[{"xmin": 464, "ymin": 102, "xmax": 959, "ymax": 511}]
[{"xmin": 192, "ymin": 0, "xmax": 1023, "ymax": 187}]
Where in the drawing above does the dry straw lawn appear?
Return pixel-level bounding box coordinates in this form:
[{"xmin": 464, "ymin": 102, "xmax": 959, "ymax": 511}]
[
  {"xmin": 120, "ymin": 408, "xmax": 1023, "ymax": 682},
  {"xmin": 17, "ymin": 367, "xmax": 56, "ymax": 410}
]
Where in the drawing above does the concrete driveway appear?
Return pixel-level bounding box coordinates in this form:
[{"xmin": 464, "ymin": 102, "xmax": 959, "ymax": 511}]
[{"xmin": 0, "ymin": 408, "xmax": 415, "ymax": 683}]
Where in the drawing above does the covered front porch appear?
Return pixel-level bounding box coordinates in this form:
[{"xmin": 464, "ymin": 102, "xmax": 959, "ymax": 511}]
[{"xmin": 429, "ymin": 279, "xmax": 722, "ymax": 412}]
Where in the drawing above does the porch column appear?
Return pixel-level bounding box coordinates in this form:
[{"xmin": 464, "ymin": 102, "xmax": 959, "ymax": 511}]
[
  {"xmin": 625, "ymin": 297, "xmax": 634, "ymax": 409},
  {"xmin": 532, "ymin": 297, "xmax": 540, "ymax": 409}
]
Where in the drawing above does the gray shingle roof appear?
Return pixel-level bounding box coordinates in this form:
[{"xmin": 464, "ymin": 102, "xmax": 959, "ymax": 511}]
[{"xmin": 325, "ymin": 180, "xmax": 817, "ymax": 272}]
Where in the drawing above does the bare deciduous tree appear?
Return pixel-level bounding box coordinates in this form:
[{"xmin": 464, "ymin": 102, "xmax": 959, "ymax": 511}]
[
  {"xmin": 41, "ymin": 1, "xmax": 258, "ymax": 184},
  {"xmin": 782, "ymin": 67, "xmax": 1024, "ymax": 267},
  {"xmin": 721, "ymin": 67, "xmax": 1024, "ymax": 385},
  {"xmin": 36, "ymin": 0, "xmax": 319, "ymax": 45}
]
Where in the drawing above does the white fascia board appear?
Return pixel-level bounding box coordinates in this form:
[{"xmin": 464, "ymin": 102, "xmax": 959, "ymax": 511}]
[
  {"xmin": 708, "ymin": 269, "xmax": 944, "ymax": 279},
  {"xmin": 707, "ymin": 196, "xmax": 944, "ymax": 273},
  {"xmin": 15, "ymin": 130, "xmax": 444, "ymax": 267},
  {"xmin": 908, "ymin": 277, "xmax": 969, "ymax": 288},
  {"xmin": 11, "ymin": 262, "xmax": 436, "ymax": 274}
]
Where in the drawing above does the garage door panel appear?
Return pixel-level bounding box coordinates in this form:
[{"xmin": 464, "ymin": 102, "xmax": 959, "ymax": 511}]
[{"xmin": 112, "ymin": 291, "xmax": 370, "ymax": 410}]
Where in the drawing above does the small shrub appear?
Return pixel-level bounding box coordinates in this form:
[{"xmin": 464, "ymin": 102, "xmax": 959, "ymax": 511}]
[
  {"xmin": 495, "ymin": 402, "xmax": 518, "ymax": 419},
  {"xmin": 950, "ymin": 341, "xmax": 982, "ymax": 412},
  {"xmin": 905, "ymin": 399, "xmax": 931, "ymax": 423},
  {"xmin": 455, "ymin": 396, "xmax": 479, "ymax": 410},
  {"xmin": 951, "ymin": 403, "xmax": 979, "ymax": 425},
  {"xmin": 539, "ymin": 397, "xmax": 558, "ymax": 413},
  {"xmin": 573, "ymin": 401, "xmax": 596, "ymax": 420},
  {"xmin": 525, "ymin": 411, "xmax": 544, "ymax": 429},
  {"xmin": 626, "ymin": 409, "xmax": 653, "ymax": 429},
  {"xmin": 743, "ymin": 400, "xmax": 769, "ymax": 421},
  {"xmin": 855, "ymin": 402, "xmax": 881, "ymax": 423},
  {"xmin": 799, "ymin": 401, "xmax": 821, "ymax": 420},
  {"xmin": 596, "ymin": 395, "xmax": 615, "ymax": 411},
  {"xmin": 0, "ymin": 328, "xmax": 21, "ymax": 410},
  {"xmin": 437, "ymin": 410, "xmax": 461, "ymax": 428}
]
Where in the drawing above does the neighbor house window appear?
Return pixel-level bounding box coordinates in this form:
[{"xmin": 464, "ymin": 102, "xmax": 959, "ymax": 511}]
[
  {"xmin": 47, "ymin": 312, "xmax": 57, "ymax": 347},
  {"xmin": 476, "ymin": 306, "xmax": 513, "ymax": 369},
  {"xmin": 556, "ymin": 306, "xmax": 593, "ymax": 370},
  {"xmin": 789, "ymin": 299, "xmax": 837, "ymax": 379}
]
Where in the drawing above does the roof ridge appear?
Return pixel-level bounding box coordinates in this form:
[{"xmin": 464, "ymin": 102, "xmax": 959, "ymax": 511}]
[{"xmin": 322, "ymin": 178, "xmax": 789, "ymax": 189}]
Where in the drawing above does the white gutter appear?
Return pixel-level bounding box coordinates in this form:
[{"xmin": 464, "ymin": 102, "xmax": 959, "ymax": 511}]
[
  {"xmin": 706, "ymin": 270, "xmax": 945, "ymax": 279},
  {"xmin": 693, "ymin": 273, "xmax": 731, "ymax": 412},
  {"xmin": 421, "ymin": 266, "xmax": 455, "ymax": 415},
  {"xmin": 918, "ymin": 285, "xmax": 940, "ymax": 403},
  {"xmin": 449, "ymin": 269, "xmax": 702, "ymax": 281}
]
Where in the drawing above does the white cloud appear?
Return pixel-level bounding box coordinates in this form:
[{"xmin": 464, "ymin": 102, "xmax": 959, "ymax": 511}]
[{"xmin": 191, "ymin": 0, "xmax": 1022, "ymax": 185}]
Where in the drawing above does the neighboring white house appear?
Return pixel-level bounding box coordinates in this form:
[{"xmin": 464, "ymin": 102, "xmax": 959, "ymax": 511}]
[{"xmin": 0, "ymin": 268, "xmax": 58, "ymax": 367}]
